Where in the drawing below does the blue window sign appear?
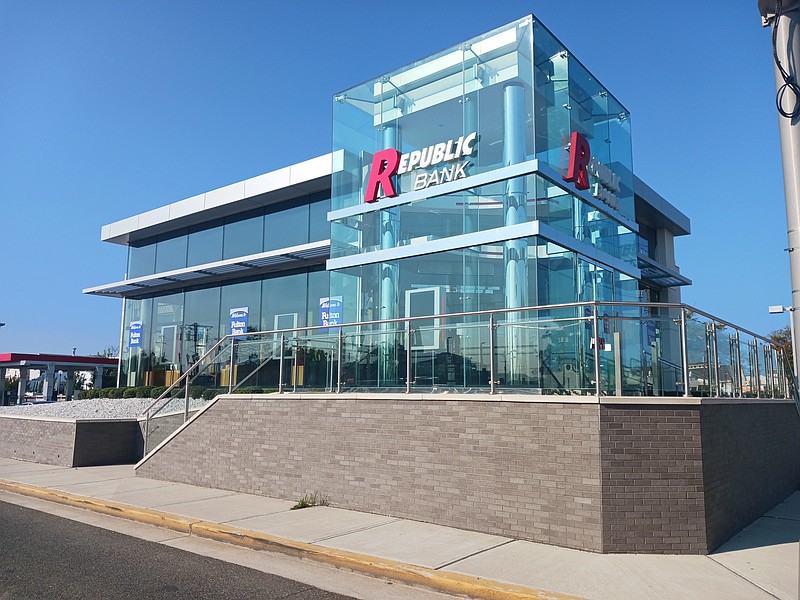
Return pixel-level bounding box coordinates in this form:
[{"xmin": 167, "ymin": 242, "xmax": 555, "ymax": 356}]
[
  {"xmin": 230, "ymin": 307, "xmax": 249, "ymax": 336},
  {"xmin": 320, "ymin": 296, "xmax": 343, "ymax": 330},
  {"xmin": 129, "ymin": 321, "xmax": 142, "ymax": 348}
]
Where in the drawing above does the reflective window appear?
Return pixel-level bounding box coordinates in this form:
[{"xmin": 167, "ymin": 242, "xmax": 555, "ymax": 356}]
[
  {"xmin": 263, "ymin": 273, "xmax": 307, "ymax": 332},
  {"xmin": 223, "ymin": 214, "xmax": 263, "ymax": 259},
  {"xmin": 265, "ymin": 204, "xmax": 309, "ymax": 251},
  {"xmin": 155, "ymin": 233, "xmax": 188, "ymax": 273},
  {"xmin": 221, "ymin": 281, "xmax": 262, "ymax": 335},
  {"xmin": 183, "ymin": 288, "xmax": 221, "ymax": 369},
  {"xmin": 128, "ymin": 243, "xmax": 156, "ymax": 278},
  {"xmin": 187, "ymin": 225, "xmax": 223, "ymax": 266},
  {"xmin": 309, "ymin": 197, "xmax": 331, "ymax": 243}
]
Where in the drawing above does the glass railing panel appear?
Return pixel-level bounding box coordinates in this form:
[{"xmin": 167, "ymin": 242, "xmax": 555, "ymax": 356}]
[
  {"xmin": 288, "ymin": 335, "xmax": 339, "ymax": 392},
  {"xmin": 737, "ymin": 333, "xmax": 756, "ymax": 398},
  {"xmin": 230, "ymin": 336, "xmax": 282, "ymax": 392},
  {"xmin": 685, "ymin": 313, "xmax": 713, "ymax": 397},
  {"xmin": 339, "ymin": 327, "xmax": 405, "ymax": 391},
  {"xmin": 495, "ymin": 309, "xmax": 591, "ymax": 394},
  {"xmin": 407, "ymin": 321, "xmax": 491, "ymax": 392}
]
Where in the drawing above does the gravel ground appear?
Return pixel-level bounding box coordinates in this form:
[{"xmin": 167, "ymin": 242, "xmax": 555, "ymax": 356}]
[{"xmin": 0, "ymin": 397, "xmax": 210, "ymax": 420}]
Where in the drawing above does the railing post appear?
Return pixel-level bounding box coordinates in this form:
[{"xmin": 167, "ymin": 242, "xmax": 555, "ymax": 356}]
[
  {"xmin": 143, "ymin": 411, "xmax": 150, "ymax": 454},
  {"xmin": 278, "ymin": 334, "xmax": 285, "ymax": 394},
  {"xmin": 753, "ymin": 339, "xmax": 762, "ymax": 399},
  {"xmin": 489, "ymin": 313, "xmax": 496, "ymax": 395},
  {"xmin": 406, "ymin": 319, "xmax": 412, "ymax": 394},
  {"xmin": 293, "ymin": 339, "xmax": 299, "ymax": 393},
  {"xmin": 592, "ymin": 303, "xmax": 601, "ymax": 397},
  {"xmin": 184, "ymin": 373, "xmax": 189, "ymax": 423},
  {"xmin": 227, "ymin": 337, "xmax": 235, "ymax": 393},
  {"xmin": 711, "ymin": 324, "xmax": 720, "ymax": 398},
  {"xmin": 680, "ymin": 307, "xmax": 690, "ymax": 397},
  {"xmin": 735, "ymin": 331, "xmax": 743, "ymax": 397},
  {"xmin": 336, "ymin": 329, "xmax": 343, "ymax": 393}
]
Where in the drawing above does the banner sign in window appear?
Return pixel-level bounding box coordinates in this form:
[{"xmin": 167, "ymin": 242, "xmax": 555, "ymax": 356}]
[
  {"xmin": 320, "ymin": 296, "xmax": 343, "ymax": 329},
  {"xmin": 129, "ymin": 321, "xmax": 142, "ymax": 348},
  {"xmin": 230, "ymin": 307, "xmax": 249, "ymax": 336}
]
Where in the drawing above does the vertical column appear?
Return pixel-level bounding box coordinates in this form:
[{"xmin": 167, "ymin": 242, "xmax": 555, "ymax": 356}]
[
  {"xmin": 95, "ymin": 366, "xmax": 105, "ymax": 391},
  {"xmin": 380, "ymin": 123, "xmax": 400, "ymax": 385},
  {"xmin": 65, "ymin": 371, "xmax": 74, "ymax": 402},
  {"xmin": 42, "ymin": 363, "xmax": 56, "ymax": 402},
  {"xmin": 17, "ymin": 368, "xmax": 28, "ymax": 404},
  {"xmin": 503, "ymin": 82, "xmax": 529, "ymax": 386},
  {"xmin": 0, "ymin": 368, "xmax": 5, "ymax": 406},
  {"xmin": 462, "ymin": 92, "xmax": 480, "ymax": 317}
]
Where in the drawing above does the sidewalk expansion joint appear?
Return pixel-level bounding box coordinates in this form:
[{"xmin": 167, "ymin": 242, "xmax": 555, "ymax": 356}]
[
  {"xmin": 0, "ymin": 477, "xmax": 581, "ymax": 600},
  {"xmin": 434, "ymin": 539, "xmax": 516, "ymax": 570},
  {"xmin": 705, "ymin": 555, "xmax": 783, "ymax": 600},
  {"xmin": 310, "ymin": 518, "xmax": 402, "ymax": 544}
]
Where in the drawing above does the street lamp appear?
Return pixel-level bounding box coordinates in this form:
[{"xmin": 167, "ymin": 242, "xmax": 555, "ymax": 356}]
[{"xmin": 769, "ymin": 305, "xmax": 797, "ymax": 377}]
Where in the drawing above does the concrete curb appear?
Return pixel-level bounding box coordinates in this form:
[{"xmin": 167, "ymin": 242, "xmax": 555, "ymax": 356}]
[{"xmin": 0, "ymin": 478, "xmax": 580, "ymax": 600}]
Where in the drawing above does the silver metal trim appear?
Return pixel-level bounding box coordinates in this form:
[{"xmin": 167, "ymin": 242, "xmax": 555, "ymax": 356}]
[{"xmin": 326, "ymin": 220, "xmax": 641, "ymax": 281}]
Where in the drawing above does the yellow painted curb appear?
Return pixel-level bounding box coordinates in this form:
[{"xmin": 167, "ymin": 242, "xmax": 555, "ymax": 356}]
[
  {"xmin": 0, "ymin": 478, "xmax": 582, "ymax": 600},
  {"xmin": 0, "ymin": 480, "xmax": 200, "ymax": 533}
]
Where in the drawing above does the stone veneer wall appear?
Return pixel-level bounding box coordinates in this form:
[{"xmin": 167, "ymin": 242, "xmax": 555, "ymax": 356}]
[
  {"xmin": 138, "ymin": 396, "xmax": 605, "ymax": 551},
  {"xmin": 136, "ymin": 395, "xmax": 800, "ymax": 553}
]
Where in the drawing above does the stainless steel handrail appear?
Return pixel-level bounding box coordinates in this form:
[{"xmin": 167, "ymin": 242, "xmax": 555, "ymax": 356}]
[{"xmin": 142, "ymin": 300, "xmax": 790, "ymax": 446}]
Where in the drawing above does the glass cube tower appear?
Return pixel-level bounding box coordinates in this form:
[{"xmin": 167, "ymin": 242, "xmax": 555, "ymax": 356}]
[{"xmin": 328, "ymin": 16, "xmax": 642, "ymax": 389}]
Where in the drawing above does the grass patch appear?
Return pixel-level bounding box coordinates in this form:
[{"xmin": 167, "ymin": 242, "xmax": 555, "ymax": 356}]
[{"xmin": 290, "ymin": 491, "xmax": 330, "ymax": 510}]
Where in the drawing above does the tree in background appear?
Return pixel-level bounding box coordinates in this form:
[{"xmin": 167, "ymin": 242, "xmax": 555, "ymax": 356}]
[
  {"xmin": 91, "ymin": 346, "xmax": 119, "ymax": 388},
  {"xmin": 769, "ymin": 326, "xmax": 793, "ymax": 370}
]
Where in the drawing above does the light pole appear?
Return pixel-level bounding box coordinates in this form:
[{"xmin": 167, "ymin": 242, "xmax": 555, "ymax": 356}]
[{"xmin": 769, "ymin": 305, "xmax": 797, "ymax": 378}]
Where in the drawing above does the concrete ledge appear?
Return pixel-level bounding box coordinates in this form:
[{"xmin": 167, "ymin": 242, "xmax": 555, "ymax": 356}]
[{"xmin": 0, "ymin": 478, "xmax": 576, "ymax": 600}]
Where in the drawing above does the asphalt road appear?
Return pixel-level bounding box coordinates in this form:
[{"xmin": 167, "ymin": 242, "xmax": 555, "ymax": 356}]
[{"xmin": 0, "ymin": 500, "xmax": 356, "ymax": 599}]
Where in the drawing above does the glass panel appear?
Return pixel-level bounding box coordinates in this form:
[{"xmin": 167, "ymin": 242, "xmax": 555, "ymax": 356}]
[
  {"xmin": 262, "ymin": 273, "xmax": 308, "ymax": 333},
  {"xmin": 155, "ymin": 233, "xmax": 188, "ymax": 273},
  {"xmin": 309, "ymin": 197, "xmax": 331, "ymax": 243},
  {"xmin": 221, "ymin": 280, "xmax": 262, "ymax": 336},
  {"xmin": 223, "ymin": 214, "xmax": 263, "ymax": 259},
  {"xmin": 146, "ymin": 293, "xmax": 184, "ymax": 387},
  {"xmin": 128, "ymin": 243, "xmax": 156, "ymax": 278},
  {"xmin": 187, "ymin": 225, "xmax": 223, "ymax": 266},
  {"xmin": 182, "ymin": 288, "xmax": 221, "ymax": 371},
  {"xmin": 265, "ymin": 203, "xmax": 309, "ymax": 251}
]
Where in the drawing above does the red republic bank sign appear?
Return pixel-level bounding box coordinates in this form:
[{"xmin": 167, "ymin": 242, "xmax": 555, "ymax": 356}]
[
  {"xmin": 563, "ymin": 131, "xmax": 621, "ymax": 211},
  {"xmin": 364, "ymin": 132, "xmax": 478, "ymax": 203}
]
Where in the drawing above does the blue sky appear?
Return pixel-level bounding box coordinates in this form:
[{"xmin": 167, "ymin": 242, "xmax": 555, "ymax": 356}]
[{"xmin": 0, "ymin": 1, "xmax": 788, "ymax": 354}]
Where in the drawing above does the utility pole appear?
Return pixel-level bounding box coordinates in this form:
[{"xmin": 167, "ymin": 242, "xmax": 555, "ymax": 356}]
[{"xmin": 760, "ymin": 0, "xmax": 800, "ymax": 379}]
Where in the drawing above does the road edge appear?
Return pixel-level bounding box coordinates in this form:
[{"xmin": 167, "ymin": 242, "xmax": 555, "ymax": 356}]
[{"xmin": 0, "ymin": 478, "xmax": 581, "ymax": 600}]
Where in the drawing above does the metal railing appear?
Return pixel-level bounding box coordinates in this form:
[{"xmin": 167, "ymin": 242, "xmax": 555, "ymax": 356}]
[{"xmin": 141, "ymin": 301, "xmax": 791, "ymax": 453}]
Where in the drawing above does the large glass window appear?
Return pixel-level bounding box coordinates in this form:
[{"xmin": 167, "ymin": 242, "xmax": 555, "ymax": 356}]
[
  {"xmin": 128, "ymin": 242, "xmax": 156, "ymax": 278},
  {"xmin": 223, "ymin": 214, "xmax": 263, "ymax": 259},
  {"xmin": 221, "ymin": 281, "xmax": 262, "ymax": 335},
  {"xmin": 182, "ymin": 288, "xmax": 221, "ymax": 370},
  {"xmin": 148, "ymin": 292, "xmax": 184, "ymax": 386},
  {"xmin": 262, "ymin": 273, "xmax": 307, "ymax": 332},
  {"xmin": 309, "ymin": 197, "xmax": 331, "ymax": 243},
  {"xmin": 187, "ymin": 225, "xmax": 223, "ymax": 266},
  {"xmin": 265, "ymin": 204, "xmax": 309, "ymax": 251},
  {"xmin": 155, "ymin": 233, "xmax": 188, "ymax": 273}
]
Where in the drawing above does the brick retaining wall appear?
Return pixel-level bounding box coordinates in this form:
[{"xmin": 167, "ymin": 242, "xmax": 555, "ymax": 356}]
[
  {"xmin": 0, "ymin": 415, "xmax": 143, "ymax": 467},
  {"xmin": 138, "ymin": 397, "xmax": 605, "ymax": 551},
  {"xmin": 136, "ymin": 395, "xmax": 800, "ymax": 553}
]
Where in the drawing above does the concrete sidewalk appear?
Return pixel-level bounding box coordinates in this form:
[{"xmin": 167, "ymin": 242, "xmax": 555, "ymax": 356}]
[{"xmin": 0, "ymin": 457, "xmax": 796, "ymax": 600}]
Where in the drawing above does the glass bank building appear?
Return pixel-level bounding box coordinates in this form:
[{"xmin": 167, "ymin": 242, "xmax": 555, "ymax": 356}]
[{"xmin": 85, "ymin": 16, "xmax": 789, "ymax": 400}]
